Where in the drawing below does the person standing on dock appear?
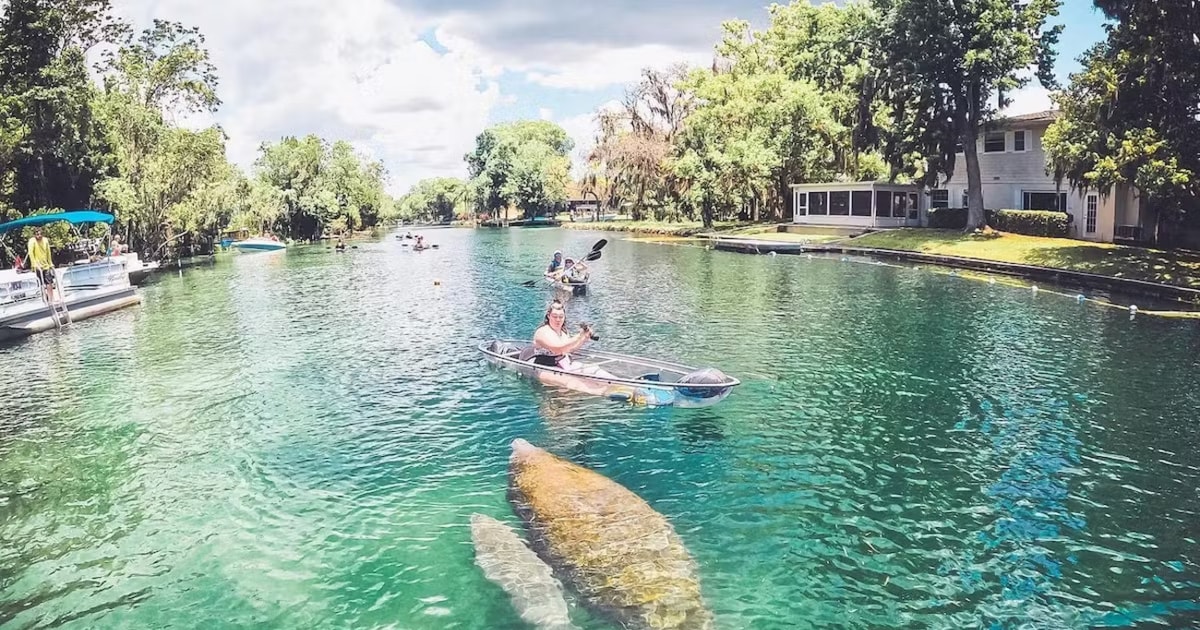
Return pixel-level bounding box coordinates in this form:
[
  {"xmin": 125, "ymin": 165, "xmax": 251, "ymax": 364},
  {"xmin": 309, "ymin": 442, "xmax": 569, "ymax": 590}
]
[{"xmin": 27, "ymin": 226, "xmax": 55, "ymax": 304}]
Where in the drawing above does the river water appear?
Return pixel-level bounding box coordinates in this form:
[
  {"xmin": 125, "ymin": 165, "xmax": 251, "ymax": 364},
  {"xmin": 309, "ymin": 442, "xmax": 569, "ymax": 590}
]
[{"xmin": 2, "ymin": 228, "xmax": 1199, "ymax": 629}]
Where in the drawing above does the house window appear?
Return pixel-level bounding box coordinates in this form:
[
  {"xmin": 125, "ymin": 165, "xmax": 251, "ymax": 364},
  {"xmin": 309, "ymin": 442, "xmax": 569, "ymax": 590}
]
[
  {"xmin": 961, "ymin": 189, "xmax": 969, "ymax": 208},
  {"xmin": 795, "ymin": 192, "xmax": 807, "ymax": 217},
  {"xmin": 908, "ymin": 193, "xmax": 919, "ymax": 219},
  {"xmin": 1013, "ymin": 130, "xmax": 1026, "ymax": 152},
  {"xmin": 876, "ymin": 191, "xmax": 891, "ymax": 217},
  {"xmin": 851, "ymin": 191, "xmax": 873, "ymax": 217},
  {"xmin": 984, "ymin": 131, "xmax": 1006, "ymax": 153},
  {"xmin": 809, "ymin": 191, "xmax": 828, "ymax": 215},
  {"xmin": 931, "ymin": 189, "xmax": 950, "ymax": 209},
  {"xmin": 830, "ymin": 191, "xmax": 850, "ymax": 216},
  {"xmin": 1023, "ymin": 191, "xmax": 1068, "ymax": 212},
  {"xmin": 893, "ymin": 192, "xmax": 908, "ymax": 217},
  {"xmin": 1086, "ymin": 194, "xmax": 1098, "ymax": 234}
]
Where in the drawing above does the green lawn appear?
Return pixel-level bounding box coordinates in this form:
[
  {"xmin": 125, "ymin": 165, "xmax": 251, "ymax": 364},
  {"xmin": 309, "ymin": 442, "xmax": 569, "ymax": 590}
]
[
  {"xmin": 845, "ymin": 229, "xmax": 1200, "ymax": 289},
  {"xmin": 562, "ymin": 220, "xmax": 759, "ymax": 236}
]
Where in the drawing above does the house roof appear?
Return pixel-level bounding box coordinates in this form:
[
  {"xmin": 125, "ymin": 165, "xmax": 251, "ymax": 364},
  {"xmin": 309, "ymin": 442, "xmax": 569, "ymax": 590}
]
[{"xmin": 996, "ymin": 109, "xmax": 1061, "ymax": 128}]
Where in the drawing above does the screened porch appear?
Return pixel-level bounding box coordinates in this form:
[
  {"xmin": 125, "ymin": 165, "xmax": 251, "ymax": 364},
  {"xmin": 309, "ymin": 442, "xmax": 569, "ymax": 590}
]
[{"xmin": 791, "ymin": 182, "xmax": 923, "ymax": 228}]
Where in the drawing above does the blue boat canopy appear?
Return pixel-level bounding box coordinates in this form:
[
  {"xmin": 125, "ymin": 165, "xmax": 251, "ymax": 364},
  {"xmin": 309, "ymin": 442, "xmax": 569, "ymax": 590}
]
[{"xmin": 0, "ymin": 210, "xmax": 115, "ymax": 234}]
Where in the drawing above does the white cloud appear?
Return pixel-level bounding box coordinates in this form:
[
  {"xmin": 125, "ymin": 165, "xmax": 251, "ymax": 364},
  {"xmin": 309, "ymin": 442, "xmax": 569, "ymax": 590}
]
[
  {"xmin": 538, "ymin": 107, "xmax": 554, "ymax": 120},
  {"xmin": 1001, "ymin": 83, "xmax": 1055, "ymax": 116},
  {"xmin": 111, "ymin": 0, "xmax": 503, "ymax": 194},
  {"xmin": 999, "ymin": 70, "xmax": 1057, "ymax": 116},
  {"xmin": 519, "ymin": 45, "xmax": 710, "ymax": 91}
]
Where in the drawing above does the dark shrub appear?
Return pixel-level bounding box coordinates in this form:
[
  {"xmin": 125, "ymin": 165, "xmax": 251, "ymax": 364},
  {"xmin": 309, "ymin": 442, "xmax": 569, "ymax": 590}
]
[{"xmin": 991, "ymin": 209, "xmax": 1069, "ymax": 237}]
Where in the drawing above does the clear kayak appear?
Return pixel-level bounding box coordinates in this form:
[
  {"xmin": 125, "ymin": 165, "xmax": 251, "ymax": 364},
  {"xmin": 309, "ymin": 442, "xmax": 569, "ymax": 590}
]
[
  {"xmin": 480, "ymin": 339, "xmax": 739, "ymax": 407},
  {"xmin": 549, "ymin": 276, "xmax": 588, "ymax": 295}
]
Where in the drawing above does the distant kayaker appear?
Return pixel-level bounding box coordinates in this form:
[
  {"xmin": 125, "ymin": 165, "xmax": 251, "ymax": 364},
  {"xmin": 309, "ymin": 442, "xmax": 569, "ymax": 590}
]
[
  {"xmin": 544, "ymin": 251, "xmax": 564, "ymax": 279},
  {"xmin": 562, "ymin": 258, "xmax": 588, "ymax": 284}
]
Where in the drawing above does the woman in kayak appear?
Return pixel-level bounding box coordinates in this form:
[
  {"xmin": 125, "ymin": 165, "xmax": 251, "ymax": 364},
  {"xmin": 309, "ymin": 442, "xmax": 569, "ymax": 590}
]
[{"xmin": 531, "ymin": 300, "xmax": 617, "ymax": 393}]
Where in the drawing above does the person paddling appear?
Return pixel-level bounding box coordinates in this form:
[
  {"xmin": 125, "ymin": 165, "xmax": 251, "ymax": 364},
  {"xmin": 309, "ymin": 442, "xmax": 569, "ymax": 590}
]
[
  {"xmin": 529, "ymin": 299, "xmax": 617, "ymax": 394},
  {"xmin": 544, "ymin": 251, "xmax": 564, "ymax": 280}
]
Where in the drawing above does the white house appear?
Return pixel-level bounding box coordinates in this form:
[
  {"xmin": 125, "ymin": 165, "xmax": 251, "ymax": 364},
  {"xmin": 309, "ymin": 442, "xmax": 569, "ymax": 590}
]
[
  {"xmin": 791, "ymin": 110, "xmax": 1150, "ymax": 243},
  {"xmin": 931, "ymin": 110, "xmax": 1146, "ymax": 243}
]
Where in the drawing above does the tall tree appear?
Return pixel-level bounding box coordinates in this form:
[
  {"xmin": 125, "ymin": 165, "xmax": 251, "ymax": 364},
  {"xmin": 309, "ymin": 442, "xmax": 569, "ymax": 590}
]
[
  {"xmin": 397, "ymin": 178, "xmax": 470, "ymax": 223},
  {"xmin": 1042, "ymin": 0, "xmax": 1200, "ymax": 244},
  {"xmin": 873, "ymin": 0, "xmax": 1063, "ymax": 229},
  {"xmin": 250, "ymin": 136, "xmax": 391, "ymax": 239},
  {"xmin": 590, "ymin": 65, "xmax": 692, "ymax": 221},
  {"xmin": 93, "ymin": 20, "xmax": 226, "ymax": 255},
  {"xmin": 759, "ymin": 1, "xmax": 888, "ymax": 180},
  {"xmin": 0, "ymin": 0, "xmax": 124, "ymax": 214},
  {"xmin": 466, "ymin": 120, "xmax": 572, "ymax": 220},
  {"xmin": 100, "ymin": 19, "xmax": 220, "ymax": 114}
]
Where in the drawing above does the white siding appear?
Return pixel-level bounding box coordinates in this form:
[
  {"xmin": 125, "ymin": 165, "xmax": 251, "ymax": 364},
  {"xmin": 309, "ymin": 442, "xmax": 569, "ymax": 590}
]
[{"xmin": 941, "ymin": 123, "xmax": 1097, "ymax": 237}]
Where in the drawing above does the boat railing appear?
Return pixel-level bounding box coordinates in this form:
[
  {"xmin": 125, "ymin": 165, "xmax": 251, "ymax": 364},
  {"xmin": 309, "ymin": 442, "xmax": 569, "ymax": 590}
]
[
  {"xmin": 0, "ymin": 271, "xmax": 41, "ymax": 314},
  {"xmin": 59, "ymin": 259, "xmax": 129, "ymax": 291}
]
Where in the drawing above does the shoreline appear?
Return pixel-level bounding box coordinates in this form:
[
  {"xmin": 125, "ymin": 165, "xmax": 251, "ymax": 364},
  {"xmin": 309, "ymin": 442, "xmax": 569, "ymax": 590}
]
[
  {"xmin": 561, "ymin": 222, "xmax": 1200, "ymax": 309},
  {"xmin": 709, "ymin": 238, "xmax": 1200, "ymax": 308}
]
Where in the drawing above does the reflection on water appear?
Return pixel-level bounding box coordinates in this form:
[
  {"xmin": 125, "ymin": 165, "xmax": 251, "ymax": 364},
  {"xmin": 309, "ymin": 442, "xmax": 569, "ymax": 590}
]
[{"xmin": 1, "ymin": 228, "xmax": 1199, "ymax": 629}]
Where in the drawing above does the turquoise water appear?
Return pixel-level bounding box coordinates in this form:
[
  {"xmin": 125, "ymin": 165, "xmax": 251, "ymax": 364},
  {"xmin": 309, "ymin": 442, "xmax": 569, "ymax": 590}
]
[{"xmin": 2, "ymin": 228, "xmax": 1199, "ymax": 629}]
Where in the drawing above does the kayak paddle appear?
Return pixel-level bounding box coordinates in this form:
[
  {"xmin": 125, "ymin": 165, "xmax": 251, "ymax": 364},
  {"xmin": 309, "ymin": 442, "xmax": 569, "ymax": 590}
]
[{"xmin": 520, "ymin": 239, "xmax": 607, "ymax": 287}]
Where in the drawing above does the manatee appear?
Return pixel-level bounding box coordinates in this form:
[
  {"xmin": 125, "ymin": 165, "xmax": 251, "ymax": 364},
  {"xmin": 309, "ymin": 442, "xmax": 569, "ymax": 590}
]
[
  {"xmin": 470, "ymin": 513, "xmax": 576, "ymax": 630},
  {"xmin": 507, "ymin": 439, "xmax": 714, "ymax": 630}
]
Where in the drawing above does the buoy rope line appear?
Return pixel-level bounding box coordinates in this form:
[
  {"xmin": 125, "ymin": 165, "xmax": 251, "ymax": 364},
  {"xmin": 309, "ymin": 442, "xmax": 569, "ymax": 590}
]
[{"xmin": 800, "ymin": 252, "xmax": 1200, "ymax": 320}]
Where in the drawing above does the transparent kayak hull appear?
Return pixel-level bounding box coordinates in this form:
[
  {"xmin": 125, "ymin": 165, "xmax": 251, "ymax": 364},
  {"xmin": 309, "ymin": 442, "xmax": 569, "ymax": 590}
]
[
  {"xmin": 480, "ymin": 339, "xmax": 739, "ymax": 408},
  {"xmin": 548, "ymin": 277, "xmax": 588, "ymax": 295}
]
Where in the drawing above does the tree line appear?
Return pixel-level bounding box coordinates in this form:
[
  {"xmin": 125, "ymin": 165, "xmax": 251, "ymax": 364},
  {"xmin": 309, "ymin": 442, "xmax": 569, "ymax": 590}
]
[
  {"xmin": 0, "ymin": 0, "xmax": 397, "ymax": 262},
  {"xmin": 403, "ymin": 0, "xmax": 1197, "ymax": 244}
]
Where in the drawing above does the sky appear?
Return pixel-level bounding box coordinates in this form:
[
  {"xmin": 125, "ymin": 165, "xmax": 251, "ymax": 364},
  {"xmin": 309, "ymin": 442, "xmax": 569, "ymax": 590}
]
[{"xmin": 110, "ymin": 0, "xmax": 1111, "ymax": 195}]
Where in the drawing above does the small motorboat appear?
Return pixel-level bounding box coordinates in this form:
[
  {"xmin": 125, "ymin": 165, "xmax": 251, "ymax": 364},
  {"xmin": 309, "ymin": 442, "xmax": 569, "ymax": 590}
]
[
  {"xmin": 480, "ymin": 340, "xmax": 739, "ymax": 407},
  {"xmin": 231, "ymin": 236, "xmax": 286, "ymax": 252}
]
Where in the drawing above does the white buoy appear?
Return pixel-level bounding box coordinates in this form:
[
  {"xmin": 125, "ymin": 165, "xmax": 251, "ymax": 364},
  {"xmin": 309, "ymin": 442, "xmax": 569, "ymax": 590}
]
[
  {"xmin": 950, "ymin": 270, "xmax": 958, "ymax": 276},
  {"xmin": 769, "ymin": 251, "xmax": 777, "ymax": 257},
  {"xmin": 1130, "ymin": 304, "xmax": 1138, "ymax": 314},
  {"xmin": 989, "ymin": 278, "xmax": 996, "ymax": 285},
  {"xmin": 1076, "ymin": 294, "xmax": 1086, "ymax": 302},
  {"xmin": 807, "ymin": 254, "xmax": 814, "ymax": 260},
  {"xmin": 841, "ymin": 256, "xmax": 848, "ymax": 262},
  {"xmin": 1031, "ymin": 285, "xmax": 1039, "ymax": 293}
]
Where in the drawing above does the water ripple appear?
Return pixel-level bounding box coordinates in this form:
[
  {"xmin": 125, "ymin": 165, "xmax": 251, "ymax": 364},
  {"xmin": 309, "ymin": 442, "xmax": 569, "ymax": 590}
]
[{"xmin": 1, "ymin": 230, "xmax": 1199, "ymax": 628}]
